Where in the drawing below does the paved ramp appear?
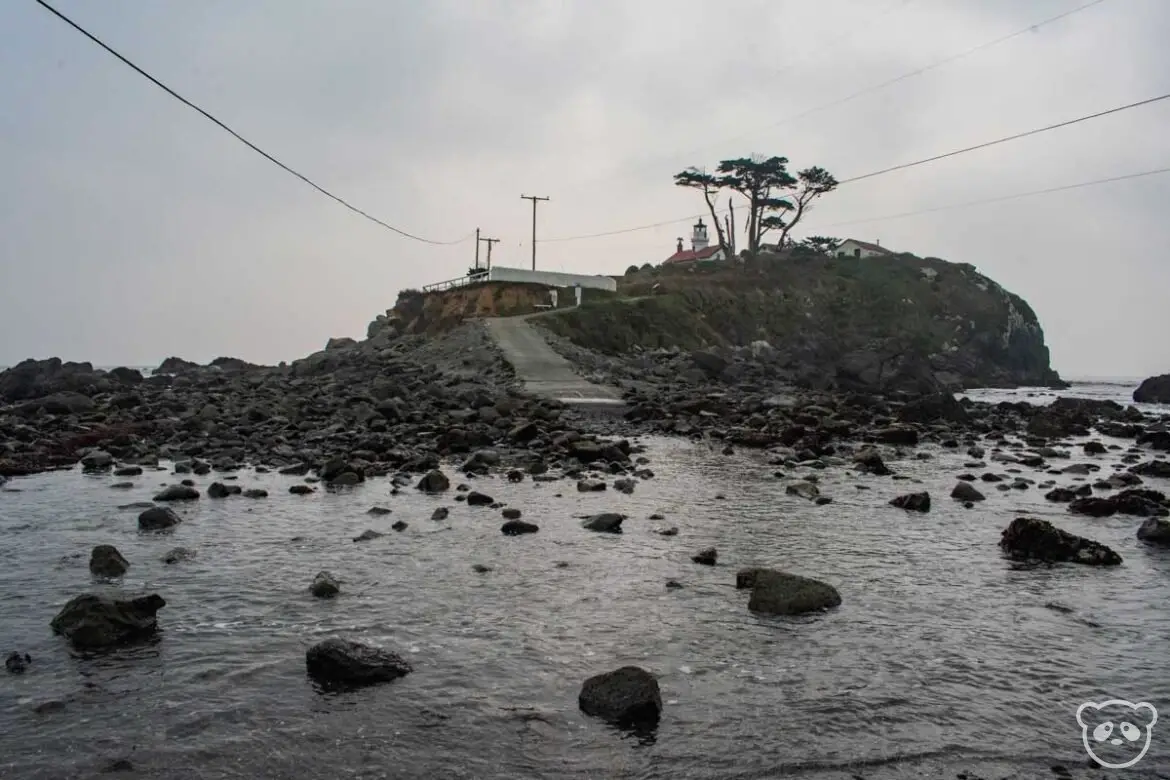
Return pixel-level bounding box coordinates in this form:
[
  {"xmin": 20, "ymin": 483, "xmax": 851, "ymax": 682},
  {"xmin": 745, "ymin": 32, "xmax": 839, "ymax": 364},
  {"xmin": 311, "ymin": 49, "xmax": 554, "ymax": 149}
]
[{"xmin": 484, "ymin": 316, "xmax": 623, "ymax": 405}]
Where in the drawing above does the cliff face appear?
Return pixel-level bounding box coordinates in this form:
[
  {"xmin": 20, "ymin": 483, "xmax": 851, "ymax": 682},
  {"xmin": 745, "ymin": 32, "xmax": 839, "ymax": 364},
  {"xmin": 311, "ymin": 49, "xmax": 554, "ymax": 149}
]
[{"xmin": 536, "ymin": 253, "xmax": 1064, "ymax": 392}]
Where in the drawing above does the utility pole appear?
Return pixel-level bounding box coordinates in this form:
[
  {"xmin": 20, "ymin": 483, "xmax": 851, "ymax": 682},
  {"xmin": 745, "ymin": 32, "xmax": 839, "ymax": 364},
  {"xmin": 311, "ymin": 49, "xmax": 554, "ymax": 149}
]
[
  {"xmin": 474, "ymin": 227, "xmax": 481, "ymax": 271},
  {"xmin": 479, "ymin": 235, "xmax": 499, "ymax": 271},
  {"xmin": 520, "ymin": 194, "xmax": 550, "ymax": 271}
]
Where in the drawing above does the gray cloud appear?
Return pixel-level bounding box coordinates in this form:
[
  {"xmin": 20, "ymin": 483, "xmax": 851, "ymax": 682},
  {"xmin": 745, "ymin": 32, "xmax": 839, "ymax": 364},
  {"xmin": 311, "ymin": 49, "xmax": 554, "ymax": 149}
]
[{"xmin": 2, "ymin": 0, "xmax": 1168, "ymax": 377}]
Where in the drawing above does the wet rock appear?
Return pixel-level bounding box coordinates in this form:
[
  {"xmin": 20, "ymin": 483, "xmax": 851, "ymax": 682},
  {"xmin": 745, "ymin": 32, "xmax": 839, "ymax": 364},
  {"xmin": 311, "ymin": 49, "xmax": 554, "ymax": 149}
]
[
  {"xmin": 110, "ymin": 482, "xmax": 134, "ymax": 490},
  {"xmin": 746, "ymin": 569, "xmax": 842, "ymax": 615},
  {"xmin": 138, "ymin": 506, "xmax": 181, "ymax": 531},
  {"xmin": 80, "ymin": 450, "xmax": 114, "ymax": 472},
  {"xmin": 875, "ymin": 426, "xmax": 919, "ymax": 446},
  {"xmin": 999, "ymin": 517, "xmax": 1121, "ymax": 566},
  {"xmin": 1131, "ymin": 460, "xmax": 1170, "ymax": 479},
  {"xmin": 502, "ymin": 519, "xmax": 539, "ymax": 535},
  {"xmin": 613, "ymin": 478, "xmax": 636, "ymax": 494},
  {"xmin": 656, "ymin": 526, "xmax": 679, "ymax": 536},
  {"xmin": 113, "ymin": 465, "xmax": 143, "ymax": 477},
  {"xmin": 501, "ymin": 508, "xmax": 522, "ymax": 520},
  {"xmin": 581, "ymin": 513, "xmax": 624, "ymax": 533},
  {"xmin": 853, "ymin": 447, "xmax": 892, "ymax": 476},
  {"xmin": 154, "ymin": 484, "xmax": 199, "ymax": 502},
  {"xmin": 49, "ymin": 593, "xmax": 166, "ymax": 648},
  {"xmin": 578, "ymin": 666, "xmax": 662, "ymax": 727},
  {"xmin": 1137, "ymin": 518, "xmax": 1170, "ymax": 545},
  {"xmin": 472, "ymin": 563, "xmax": 493, "ymax": 573},
  {"xmin": 466, "ymin": 491, "xmax": 493, "ymax": 506},
  {"xmin": 305, "ymin": 637, "xmax": 412, "ymax": 687},
  {"xmin": 577, "ymin": 479, "xmax": 607, "ymax": 492},
  {"xmin": 735, "ymin": 567, "xmax": 772, "ymax": 589},
  {"xmin": 162, "ymin": 547, "xmax": 195, "ymax": 564},
  {"xmin": 417, "ymin": 470, "xmax": 450, "ymax": 493},
  {"xmin": 5, "ymin": 651, "xmax": 31, "ymax": 674},
  {"xmin": 310, "ymin": 571, "xmax": 340, "ymax": 598},
  {"xmin": 665, "ymin": 580, "xmax": 683, "ymax": 589},
  {"xmin": 353, "ymin": 529, "xmax": 385, "ymax": 543},
  {"xmin": 692, "ymin": 547, "xmax": 717, "ymax": 565},
  {"xmin": 1071, "ymin": 490, "xmax": 1168, "ymax": 518},
  {"xmin": 89, "ymin": 545, "xmax": 129, "ymax": 577},
  {"xmin": 1045, "ymin": 487, "xmax": 1077, "ymax": 503},
  {"xmin": 786, "ymin": 481, "xmax": 820, "ymax": 500},
  {"xmin": 431, "ymin": 507, "xmax": 450, "ymax": 521},
  {"xmin": 243, "ymin": 488, "xmax": 268, "ymax": 498},
  {"xmin": 1083, "ymin": 441, "xmax": 1107, "ymax": 455},
  {"xmin": 328, "ymin": 471, "xmax": 363, "ymax": 487},
  {"xmin": 289, "ymin": 484, "xmax": 315, "ymax": 495},
  {"xmin": 207, "ymin": 482, "xmax": 241, "ymax": 498},
  {"xmin": 367, "ymin": 506, "xmax": 392, "ymax": 516},
  {"xmin": 890, "ymin": 492, "xmax": 930, "ymax": 512},
  {"xmin": 391, "ymin": 520, "xmax": 408, "ymax": 531},
  {"xmin": 951, "ymin": 482, "xmax": 985, "ymax": 502}
]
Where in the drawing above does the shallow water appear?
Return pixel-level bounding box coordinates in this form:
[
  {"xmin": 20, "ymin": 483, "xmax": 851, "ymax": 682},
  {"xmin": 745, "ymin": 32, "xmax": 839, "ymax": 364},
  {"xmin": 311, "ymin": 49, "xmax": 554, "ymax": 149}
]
[{"xmin": 3, "ymin": 395, "xmax": 1170, "ymax": 778}]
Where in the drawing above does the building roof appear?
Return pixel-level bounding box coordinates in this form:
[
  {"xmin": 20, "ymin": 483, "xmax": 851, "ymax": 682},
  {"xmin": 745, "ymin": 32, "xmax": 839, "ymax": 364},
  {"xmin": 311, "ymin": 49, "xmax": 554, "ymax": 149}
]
[
  {"xmin": 664, "ymin": 245, "xmax": 723, "ymax": 264},
  {"xmin": 840, "ymin": 238, "xmax": 891, "ymax": 254}
]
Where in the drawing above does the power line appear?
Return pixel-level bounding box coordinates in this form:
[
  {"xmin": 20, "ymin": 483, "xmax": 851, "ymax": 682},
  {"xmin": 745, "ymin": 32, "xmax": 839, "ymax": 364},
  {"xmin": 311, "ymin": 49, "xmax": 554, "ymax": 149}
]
[
  {"xmin": 809, "ymin": 166, "xmax": 1170, "ymax": 229},
  {"xmin": 839, "ymin": 92, "xmax": 1170, "ymax": 184},
  {"xmin": 541, "ymin": 89, "xmax": 1170, "ymax": 242},
  {"xmin": 33, "ymin": 0, "xmax": 472, "ymax": 247},
  {"xmin": 558, "ymin": 0, "xmax": 1111, "ymax": 195}
]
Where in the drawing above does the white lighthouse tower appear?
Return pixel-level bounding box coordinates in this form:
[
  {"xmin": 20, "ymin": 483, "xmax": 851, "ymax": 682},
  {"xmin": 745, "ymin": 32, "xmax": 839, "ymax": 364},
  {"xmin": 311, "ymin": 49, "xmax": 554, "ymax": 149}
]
[{"xmin": 690, "ymin": 218, "xmax": 709, "ymax": 252}]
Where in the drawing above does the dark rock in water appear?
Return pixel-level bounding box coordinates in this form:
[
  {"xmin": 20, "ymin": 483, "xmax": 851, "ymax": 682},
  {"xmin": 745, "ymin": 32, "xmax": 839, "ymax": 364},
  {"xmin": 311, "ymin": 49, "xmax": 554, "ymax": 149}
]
[
  {"xmin": 890, "ymin": 492, "xmax": 931, "ymax": 512},
  {"xmin": 367, "ymin": 506, "xmax": 392, "ymax": 516},
  {"xmin": 613, "ymin": 478, "xmax": 637, "ymax": 494},
  {"xmin": 656, "ymin": 526, "xmax": 679, "ymax": 536},
  {"xmin": 1071, "ymin": 490, "xmax": 1168, "ymax": 518},
  {"xmin": 466, "ymin": 491, "xmax": 493, "ymax": 506},
  {"xmin": 289, "ymin": 484, "xmax": 315, "ymax": 495},
  {"xmin": 692, "ymin": 547, "xmax": 717, "ymax": 565},
  {"xmin": 501, "ymin": 508, "xmax": 521, "ymax": 520},
  {"xmin": 502, "ymin": 519, "xmax": 539, "ymax": 535},
  {"xmin": 581, "ymin": 513, "xmax": 624, "ymax": 533},
  {"xmin": 391, "ymin": 520, "xmax": 408, "ymax": 532},
  {"xmin": 110, "ymin": 482, "xmax": 134, "ymax": 489},
  {"xmin": 1137, "ymin": 518, "xmax": 1170, "ymax": 545},
  {"xmin": 1045, "ymin": 488, "xmax": 1077, "ymax": 503},
  {"xmin": 1083, "ymin": 441, "xmax": 1107, "ymax": 455},
  {"xmin": 735, "ymin": 568, "xmax": 772, "ymax": 589},
  {"xmin": 154, "ymin": 484, "xmax": 199, "ymax": 502},
  {"xmin": 665, "ymin": 580, "xmax": 683, "ymax": 589},
  {"xmin": 89, "ymin": 545, "xmax": 129, "ymax": 577},
  {"xmin": 5, "ymin": 651, "xmax": 31, "ymax": 674},
  {"xmin": 49, "ymin": 593, "xmax": 166, "ymax": 649},
  {"xmin": 1131, "ymin": 460, "xmax": 1170, "ymax": 479},
  {"xmin": 578, "ymin": 666, "xmax": 662, "ymax": 727},
  {"xmin": 113, "ymin": 465, "xmax": 143, "ymax": 477},
  {"xmin": 853, "ymin": 447, "xmax": 892, "ymax": 476},
  {"xmin": 310, "ymin": 571, "xmax": 340, "ymax": 598},
  {"xmin": 162, "ymin": 547, "xmax": 195, "ymax": 564},
  {"xmin": 431, "ymin": 507, "xmax": 450, "ymax": 521},
  {"xmin": 999, "ymin": 517, "xmax": 1121, "ymax": 566},
  {"xmin": 243, "ymin": 488, "xmax": 268, "ymax": 498},
  {"xmin": 472, "ymin": 563, "xmax": 493, "ymax": 573},
  {"xmin": 417, "ymin": 470, "xmax": 451, "ymax": 493},
  {"xmin": 1067, "ymin": 497, "xmax": 1118, "ymax": 518},
  {"xmin": 353, "ymin": 529, "xmax": 385, "ymax": 543},
  {"xmin": 577, "ymin": 479, "xmax": 607, "ymax": 493},
  {"xmin": 786, "ymin": 481, "xmax": 820, "ymax": 500},
  {"xmin": 138, "ymin": 506, "xmax": 181, "ymax": 531},
  {"xmin": 875, "ymin": 426, "xmax": 919, "ymax": 446},
  {"xmin": 305, "ymin": 637, "xmax": 412, "ymax": 688},
  {"xmin": 280, "ymin": 463, "xmax": 310, "ymax": 476},
  {"xmin": 951, "ymin": 482, "xmax": 985, "ymax": 502},
  {"xmin": 1134, "ymin": 374, "xmax": 1170, "ymax": 404},
  {"xmin": 328, "ymin": 471, "xmax": 363, "ymax": 487},
  {"xmin": 898, "ymin": 392, "xmax": 969, "ymax": 424},
  {"xmin": 746, "ymin": 569, "xmax": 842, "ymax": 615},
  {"xmin": 207, "ymin": 482, "xmax": 241, "ymax": 498}
]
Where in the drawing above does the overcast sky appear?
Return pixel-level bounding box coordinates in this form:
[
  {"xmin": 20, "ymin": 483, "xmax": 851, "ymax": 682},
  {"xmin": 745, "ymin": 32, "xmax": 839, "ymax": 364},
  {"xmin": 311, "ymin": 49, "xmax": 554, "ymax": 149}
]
[{"xmin": 2, "ymin": 0, "xmax": 1168, "ymax": 378}]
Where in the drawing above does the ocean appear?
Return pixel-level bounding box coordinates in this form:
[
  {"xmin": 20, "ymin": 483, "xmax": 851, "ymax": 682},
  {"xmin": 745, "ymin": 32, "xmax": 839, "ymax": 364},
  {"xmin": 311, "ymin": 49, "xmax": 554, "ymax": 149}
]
[{"xmin": 0, "ymin": 379, "xmax": 1168, "ymax": 779}]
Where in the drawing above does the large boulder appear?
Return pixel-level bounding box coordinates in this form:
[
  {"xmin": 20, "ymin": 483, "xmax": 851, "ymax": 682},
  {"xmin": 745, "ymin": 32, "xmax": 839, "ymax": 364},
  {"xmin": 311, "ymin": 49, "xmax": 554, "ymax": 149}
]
[
  {"xmin": 1137, "ymin": 518, "xmax": 1170, "ymax": 545},
  {"xmin": 578, "ymin": 666, "xmax": 662, "ymax": 727},
  {"xmin": 1134, "ymin": 374, "xmax": 1170, "ymax": 404},
  {"xmin": 746, "ymin": 569, "xmax": 842, "ymax": 616},
  {"xmin": 89, "ymin": 545, "xmax": 129, "ymax": 577},
  {"xmin": 417, "ymin": 470, "xmax": 450, "ymax": 493},
  {"xmin": 305, "ymin": 637, "xmax": 412, "ymax": 687},
  {"xmin": 49, "ymin": 593, "xmax": 166, "ymax": 649},
  {"xmin": 999, "ymin": 517, "xmax": 1121, "ymax": 566},
  {"xmin": 890, "ymin": 492, "xmax": 931, "ymax": 512}
]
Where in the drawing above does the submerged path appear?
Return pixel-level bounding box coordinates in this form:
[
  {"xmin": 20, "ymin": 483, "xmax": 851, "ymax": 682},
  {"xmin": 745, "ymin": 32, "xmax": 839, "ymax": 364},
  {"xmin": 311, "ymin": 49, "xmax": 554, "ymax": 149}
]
[{"xmin": 483, "ymin": 315, "xmax": 623, "ymax": 407}]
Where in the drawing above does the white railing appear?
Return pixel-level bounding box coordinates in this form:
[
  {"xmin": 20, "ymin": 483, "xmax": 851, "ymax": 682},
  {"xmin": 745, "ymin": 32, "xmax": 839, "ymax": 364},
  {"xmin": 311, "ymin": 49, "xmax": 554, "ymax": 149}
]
[{"xmin": 422, "ymin": 270, "xmax": 489, "ymax": 293}]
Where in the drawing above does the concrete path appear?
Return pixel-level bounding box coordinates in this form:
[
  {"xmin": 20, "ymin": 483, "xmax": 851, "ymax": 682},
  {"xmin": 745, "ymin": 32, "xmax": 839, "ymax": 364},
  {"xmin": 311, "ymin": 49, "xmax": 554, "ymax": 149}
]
[{"xmin": 484, "ymin": 315, "xmax": 623, "ymax": 406}]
